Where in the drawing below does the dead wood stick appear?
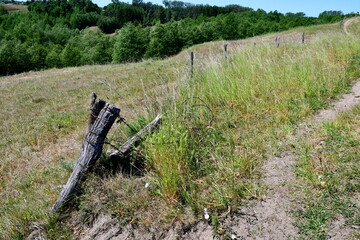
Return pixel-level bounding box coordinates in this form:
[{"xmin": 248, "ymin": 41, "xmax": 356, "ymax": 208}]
[
  {"xmin": 108, "ymin": 114, "xmax": 162, "ymax": 158},
  {"xmin": 52, "ymin": 94, "xmax": 120, "ymax": 213}
]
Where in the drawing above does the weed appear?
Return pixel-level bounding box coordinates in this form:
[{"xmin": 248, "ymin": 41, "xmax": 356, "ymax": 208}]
[{"xmin": 294, "ymin": 105, "xmax": 360, "ymax": 239}]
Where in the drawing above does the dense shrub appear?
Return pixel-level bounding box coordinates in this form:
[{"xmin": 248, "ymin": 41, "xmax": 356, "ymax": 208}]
[{"xmin": 0, "ymin": 40, "xmax": 31, "ymax": 74}]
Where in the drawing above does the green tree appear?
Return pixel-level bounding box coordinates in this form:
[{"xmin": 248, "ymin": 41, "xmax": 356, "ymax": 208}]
[
  {"xmin": 61, "ymin": 40, "xmax": 82, "ymax": 67},
  {"xmin": 145, "ymin": 22, "xmax": 182, "ymax": 58},
  {"xmin": 79, "ymin": 28, "xmax": 112, "ymax": 64},
  {"xmin": 222, "ymin": 13, "xmax": 240, "ymax": 40},
  {"xmin": 112, "ymin": 23, "xmax": 149, "ymax": 63},
  {"xmin": 0, "ymin": 39, "xmax": 31, "ymax": 74},
  {"xmin": 45, "ymin": 44, "xmax": 63, "ymax": 68},
  {"xmin": 97, "ymin": 15, "xmax": 119, "ymax": 33}
]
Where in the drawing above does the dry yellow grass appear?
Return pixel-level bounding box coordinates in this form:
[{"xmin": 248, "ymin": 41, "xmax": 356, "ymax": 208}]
[{"xmin": 0, "ymin": 3, "xmax": 27, "ymax": 12}]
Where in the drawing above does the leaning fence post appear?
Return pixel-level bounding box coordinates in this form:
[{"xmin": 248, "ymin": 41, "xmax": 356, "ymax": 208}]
[
  {"xmin": 52, "ymin": 93, "xmax": 120, "ymax": 213},
  {"xmin": 190, "ymin": 51, "xmax": 194, "ymax": 78}
]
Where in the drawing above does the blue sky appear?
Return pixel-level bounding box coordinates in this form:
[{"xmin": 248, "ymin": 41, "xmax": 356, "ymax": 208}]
[{"xmin": 92, "ymin": 0, "xmax": 360, "ymax": 17}]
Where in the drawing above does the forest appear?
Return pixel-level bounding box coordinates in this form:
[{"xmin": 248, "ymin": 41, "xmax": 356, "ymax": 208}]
[{"xmin": 0, "ymin": 0, "xmax": 354, "ymax": 75}]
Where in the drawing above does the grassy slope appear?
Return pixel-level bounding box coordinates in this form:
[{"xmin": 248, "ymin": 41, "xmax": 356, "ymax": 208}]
[
  {"xmin": 0, "ymin": 20, "xmax": 359, "ymax": 238},
  {"xmin": 0, "ymin": 3, "xmax": 28, "ymax": 12}
]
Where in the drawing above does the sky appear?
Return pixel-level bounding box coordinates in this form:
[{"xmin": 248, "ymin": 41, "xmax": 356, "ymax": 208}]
[{"xmin": 92, "ymin": 0, "xmax": 360, "ymax": 17}]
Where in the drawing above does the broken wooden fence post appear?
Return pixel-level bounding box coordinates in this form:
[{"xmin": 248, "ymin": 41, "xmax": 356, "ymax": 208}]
[
  {"xmin": 52, "ymin": 93, "xmax": 120, "ymax": 213},
  {"xmin": 190, "ymin": 51, "xmax": 194, "ymax": 78},
  {"xmin": 108, "ymin": 114, "xmax": 162, "ymax": 160}
]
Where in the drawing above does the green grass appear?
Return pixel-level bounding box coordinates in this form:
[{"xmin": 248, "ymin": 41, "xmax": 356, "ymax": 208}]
[
  {"xmin": 140, "ymin": 33, "xmax": 360, "ymax": 219},
  {"xmin": 293, "ymin": 105, "xmax": 360, "ymax": 239},
  {"xmin": 0, "ymin": 60, "xmax": 183, "ymax": 238},
  {"xmin": 0, "ymin": 20, "xmax": 359, "ymax": 238}
]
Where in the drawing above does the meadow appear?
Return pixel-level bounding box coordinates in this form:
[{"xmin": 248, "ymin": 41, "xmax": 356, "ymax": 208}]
[{"xmin": 0, "ymin": 18, "xmax": 359, "ymax": 239}]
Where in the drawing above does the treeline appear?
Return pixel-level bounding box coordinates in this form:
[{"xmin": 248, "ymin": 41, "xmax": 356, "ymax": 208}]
[
  {"xmin": 25, "ymin": 0, "xmax": 253, "ymax": 33},
  {"xmin": 0, "ymin": 0, "xmax": 356, "ymax": 75}
]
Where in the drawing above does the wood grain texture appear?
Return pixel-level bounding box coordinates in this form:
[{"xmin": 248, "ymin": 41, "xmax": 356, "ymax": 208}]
[{"xmin": 52, "ymin": 95, "xmax": 120, "ymax": 213}]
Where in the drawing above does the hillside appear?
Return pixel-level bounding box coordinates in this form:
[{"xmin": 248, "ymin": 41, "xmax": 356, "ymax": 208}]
[
  {"xmin": 0, "ymin": 3, "xmax": 27, "ymax": 12},
  {"xmin": 0, "ymin": 18, "xmax": 359, "ymax": 239},
  {"xmin": 1, "ymin": 0, "xmax": 354, "ymax": 76}
]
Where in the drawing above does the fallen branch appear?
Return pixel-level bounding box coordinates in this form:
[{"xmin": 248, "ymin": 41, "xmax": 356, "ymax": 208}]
[{"xmin": 52, "ymin": 93, "xmax": 120, "ymax": 213}]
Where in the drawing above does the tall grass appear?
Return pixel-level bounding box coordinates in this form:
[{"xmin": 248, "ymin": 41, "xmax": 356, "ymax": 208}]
[
  {"xmin": 142, "ymin": 33, "xmax": 360, "ymax": 220},
  {"xmin": 0, "ymin": 23, "xmax": 359, "ymax": 238}
]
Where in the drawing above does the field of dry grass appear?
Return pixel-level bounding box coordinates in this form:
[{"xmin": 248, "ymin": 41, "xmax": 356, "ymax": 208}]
[
  {"xmin": 0, "ymin": 19, "xmax": 359, "ymax": 239},
  {"xmin": 0, "ymin": 3, "xmax": 27, "ymax": 12}
]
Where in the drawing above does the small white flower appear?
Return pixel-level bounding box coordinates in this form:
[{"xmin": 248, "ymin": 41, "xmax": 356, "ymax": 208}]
[
  {"xmin": 145, "ymin": 182, "xmax": 150, "ymax": 188},
  {"xmin": 318, "ymin": 175, "xmax": 323, "ymax": 179},
  {"xmin": 320, "ymin": 181, "xmax": 326, "ymax": 186},
  {"xmin": 231, "ymin": 234, "xmax": 237, "ymax": 239},
  {"xmin": 203, "ymin": 208, "xmax": 209, "ymax": 220}
]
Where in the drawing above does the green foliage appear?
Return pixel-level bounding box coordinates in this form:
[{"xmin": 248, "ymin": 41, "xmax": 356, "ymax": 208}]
[
  {"xmin": 0, "ymin": 5, "xmax": 8, "ymax": 15},
  {"xmin": 28, "ymin": 43, "xmax": 48, "ymax": 70},
  {"xmin": 0, "ymin": 0, "xmax": 355, "ymax": 75},
  {"xmin": 60, "ymin": 41, "xmax": 82, "ymax": 67},
  {"xmin": 79, "ymin": 28, "xmax": 112, "ymax": 64},
  {"xmin": 70, "ymin": 11, "xmax": 99, "ymax": 30},
  {"xmin": 112, "ymin": 23, "xmax": 149, "ymax": 63},
  {"xmin": 145, "ymin": 22, "xmax": 182, "ymax": 58},
  {"xmin": 0, "ymin": 39, "xmax": 31, "ymax": 74},
  {"xmin": 45, "ymin": 45, "xmax": 63, "ymax": 68},
  {"xmin": 96, "ymin": 15, "xmax": 119, "ymax": 33}
]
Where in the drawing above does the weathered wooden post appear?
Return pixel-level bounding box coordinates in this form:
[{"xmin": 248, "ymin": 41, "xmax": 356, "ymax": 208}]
[
  {"xmin": 302, "ymin": 32, "xmax": 305, "ymax": 44},
  {"xmin": 52, "ymin": 93, "xmax": 120, "ymax": 213},
  {"xmin": 340, "ymin": 19, "xmax": 343, "ymax": 32},
  {"xmin": 277, "ymin": 37, "xmax": 280, "ymax": 48},
  {"xmin": 190, "ymin": 51, "xmax": 194, "ymax": 78},
  {"xmin": 224, "ymin": 44, "xmax": 228, "ymax": 59}
]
